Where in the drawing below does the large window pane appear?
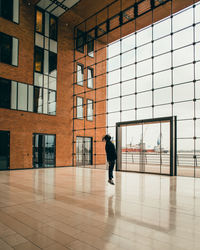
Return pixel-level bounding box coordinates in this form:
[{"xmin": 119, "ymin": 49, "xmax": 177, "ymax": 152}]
[
  {"xmin": 137, "ymin": 75, "xmax": 152, "ymax": 92},
  {"xmin": 173, "ymin": 7, "xmax": 193, "ymax": 32},
  {"xmin": 122, "ymin": 95, "xmax": 135, "ymax": 110},
  {"xmin": 154, "ymin": 53, "xmax": 171, "ymax": 72},
  {"xmin": 18, "ymin": 83, "xmax": 27, "ymax": 111},
  {"xmin": 122, "ymin": 79, "xmax": 135, "ymax": 96},
  {"xmin": 154, "ymin": 87, "xmax": 171, "ymax": 105},
  {"xmin": 122, "ymin": 34, "xmax": 135, "ymax": 53},
  {"xmin": 108, "ymin": 55, "xmax": 120, "ymax": 71},
  {"xmin": 173, "ymin": 46, "xmax": 193, "ymax": 67},
  {"xmin": 137, "ymin": 43, "xmax": 152, "ymax": 61},
  {"xmin": 177, "ymin": 120, "xmax": 194, "ymax": 138},
  {"xmin": 107, "ymin": 98, "xmax": 120, "ymax": 113},
  {"xmin": 122, "ymin": 49, "xmax": 135, "ymax": 67},
  {"xmin": 173, "ymin": 101, "xmax": 194, "ymax": 120},
  {"xmin": 153, "ymin": 36, "xmax": 171, "ymax": 56},
  {"xmin": 137, "ymin": 91, "xmax": 152, "ymax": 108},
  {"xmin": 154, "ymin": 70, "xmax": 171, "ymax": 89},
  {"xmin": 11, "ymin": 37, "xmax": 18, "ymax": 66},
  {"xmin": 107, "ymin": 69, "xmax": 120, "ymax": 85},
  {"xmin": 153, "ymin": 18, "xmax": 171, "ymax": 40},
  {"xmin": 137, "ymin": 26, "xmax": 152, "ymax": 47},
  {"xmin": 173, "ymin": 27, "xmax": 193, "ymax": 50},
  {"xmin": 173, "ymin": 83, "xmax": 194, "ymax": 102},
  {"xmin": 122, "ymin": 64, "xmax": 135, "ymax": 81},
  {"xmin": 137, "ymin": 59, "xmax": 152, "ymax": 77},
  {"xmin": 173, "ymin": 64, "xmax": 194, "ymax": 84},
  {"xmin": 108, "ymin": 40, "xmax": 120, "ymax": 58}
]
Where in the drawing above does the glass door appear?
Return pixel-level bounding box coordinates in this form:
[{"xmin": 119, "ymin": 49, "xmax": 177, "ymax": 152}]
[
  {"xmin": 33, "ymin": 134, "xmax": 56, "ymax": 168},
  {"xmin": 0, "ymin": 131, "xmax": 10, "ymax": 170},
  {"xmin": 117, "ymin": 117, "xmax": 176, "ymax": 175},
  {"xmin": 76, "ymin": 137, "xmax": 92, "ymax": 166}
]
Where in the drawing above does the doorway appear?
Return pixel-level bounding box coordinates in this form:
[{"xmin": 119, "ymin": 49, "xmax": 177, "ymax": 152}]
[
  {"xmin": 33, "ymin": 134, "xmax": 56, "ymax": 168},
  {"xmin": 76, "ymin": 137, "xmax": 92, "ymax": 166},
  {"xmin": 0, "ymin": 131, "xmax": 10, "ymax": 170},
  {"xmin": 116, "ymin": 117, "xmax": 177, "ymax": 176}
]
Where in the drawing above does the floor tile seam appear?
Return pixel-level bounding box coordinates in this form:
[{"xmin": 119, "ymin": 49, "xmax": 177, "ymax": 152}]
[{"xmin": 0, "ymin": 233, "xmax": 43, "ymax": 250}]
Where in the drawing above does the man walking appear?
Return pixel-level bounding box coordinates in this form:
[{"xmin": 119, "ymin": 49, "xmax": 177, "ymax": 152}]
[{"xmin": 102, "ymin": 135, "xmax": 117, "ymax": 185}]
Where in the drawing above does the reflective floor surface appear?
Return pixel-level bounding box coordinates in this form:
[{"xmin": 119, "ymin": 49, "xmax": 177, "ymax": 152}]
[{"xmin": 0, "ymin": 167, "xmax": 200, "ymax": 250}]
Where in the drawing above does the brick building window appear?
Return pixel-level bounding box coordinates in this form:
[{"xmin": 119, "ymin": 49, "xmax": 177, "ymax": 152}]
[
  {"xmin": 49, "ymin": 16, "xmax": 57, "ymax": 40},
  {"xmin": 0, "ymin": 78, "xmax": 11, "ymax": 109},
  {"xmin": 0, "ymin": 0, "xmax": 19, "ymax": 23},
  {"xmin": 0, "ymin": 32, "xmax": 18, "ymax": 66},
  {"xmin": 76, "ymin": 29, "xmax": 84, "ymax": 53},
  {"xmin": 77, "ymin": 64, "xmax": 84, "ymax": 86},
  {"xmin": 87, "ymin": 67, "xmax": 94, "ymax": 89},
  {"xmin": 87, "ymin": 99, "xmax": 93, "ymax": 121},
  {"xmin": 87, "ymin": 35, "xmax": 94, "ymax": 57},
  {"xmin": 77, "ymin": 97, "xmax": 83, "ymax": 119},
  {"xmin": 36, "ymin": 9, "xmax": 44, "ymax": 34},
  {"xmin": 34, "ymin": 46, "xmax": 44, "ymax": 73}
]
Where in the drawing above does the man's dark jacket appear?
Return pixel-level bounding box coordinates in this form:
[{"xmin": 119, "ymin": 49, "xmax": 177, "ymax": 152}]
[{"xmin": 105, "ymin": 141, "xmax": 117, "ymax": 162}]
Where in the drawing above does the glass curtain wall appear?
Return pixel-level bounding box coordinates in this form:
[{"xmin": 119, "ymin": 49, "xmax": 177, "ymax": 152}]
[{"xmin": 73, "ymin": 0, "xmax": 200, "ymax": 177}]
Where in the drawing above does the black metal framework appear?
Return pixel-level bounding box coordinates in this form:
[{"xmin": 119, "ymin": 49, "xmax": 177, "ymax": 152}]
[
  {"xmin": 116, "ymin": 116, "xmax": 177, "ymax": 176},
  {"xmin": 32, "ymin": 133, "xmax": 56, "ymax": 168},
  {"xmin": 33, "ymin": 7, "xmax": 58, "ymax": 116},
  {"xmin": 0, "ymin": 130, "xmax": 10, "ymax": 170},
  {"xmin": 73, "ymin": 0, "xmax": 200, "ymax": 177}
]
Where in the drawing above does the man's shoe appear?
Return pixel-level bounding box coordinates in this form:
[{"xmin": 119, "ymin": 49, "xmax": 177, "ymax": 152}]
[{"xmin": 108, "ymin": 179, "xmax": 115, "ymax": 185}]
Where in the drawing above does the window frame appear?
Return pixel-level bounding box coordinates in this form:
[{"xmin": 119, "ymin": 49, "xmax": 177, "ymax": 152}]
[
  {"xmin": 76, "ymin": 29, "xmax": 85, "ymax": 53},
  {"xmin": 0, "ymin": 0, "xmax": 19, "ymax": 23},
  {"xmin": 76, "ymin": 96, "xmax": 84, "ymax": 119},
  {"xmin": 87, "ymin": 67, "xmax": 94, "ymax": 89},
  {"xmin": 35, "ymin": 8, "xmax": 45, "ymax": 35},
  {"xmin": 0, "ymin": 32, "xmax": 18, "ymax": 66},
  {"xmin": 34, "ymin": 46, "xmax": 44, "ymax": 73},
  {"xmin": 49, "ymin": 14, "xmax": 58, "ymax": 41},
  {"xmin": 87, "ymin": 99, "xmax": 93, "ymax": 121},
  {"xmin": 77, "ymin": 63, "xmax": 84, "ymax": 86}
]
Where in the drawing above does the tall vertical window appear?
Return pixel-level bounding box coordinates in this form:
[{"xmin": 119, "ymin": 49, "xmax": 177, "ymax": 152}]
[
  {"xmin": 77, "ymin": 97, "xmax": 83, "ymax": 119},
  {"xmin": 0, "ymin": 32, "xmax": 18, "ymax": 66},
  {"xmin": 76, "ymin": 29, "xmax": 84, "ymax": 53},
  {"xmin": 0, "ymin": 0, "xmax": 19, "ymax": 23},
  {"xmin": 77, "ymin": 64, "xmax": 84, "ymax": 86},
  {"xmin": 87, "ymin": 67, "xmax": 94, "ymax": 89},
  {"xmin": 49, "ymin": 51, "xmax": 57, "ymax": 76},
  {"xmin": 87, "ymin": 99, "xmax": 93, "ymax": 121},
  {"xmin": 87, "ymin": 35, "xmax": 94, "ymax": 57},
  {"xmin": 49, "ymin": 16, "xmax": 57, "ymax": 40},
  {"xmin": 34, "ymin": 46, "xmax": 44, "ymax": 73},
  {"xmin": 0, "ymin": 78, "xmax": 11, "ymax": 109},
  {"xmin": 36, "ymin": 9, "xmax": 44, "ymax": 34}
]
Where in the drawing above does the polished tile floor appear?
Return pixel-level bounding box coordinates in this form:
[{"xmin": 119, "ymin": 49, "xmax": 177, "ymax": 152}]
[{"xmin": 0, "ymin": 167, "xmax": 200, "ymax": 250}]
